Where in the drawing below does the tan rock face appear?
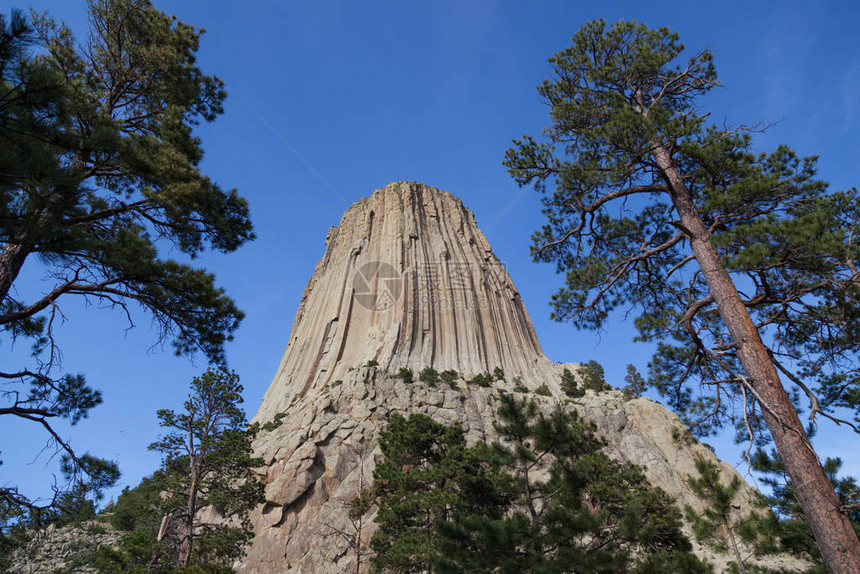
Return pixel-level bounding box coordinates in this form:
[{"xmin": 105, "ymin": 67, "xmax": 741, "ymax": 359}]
[
  {"xmin": 252, "ymin": 181, "xmax": 555, "ymax": 426},
  {"xmin": 243, "ymin": 182, "xmax": 804, "ymax": 573}
]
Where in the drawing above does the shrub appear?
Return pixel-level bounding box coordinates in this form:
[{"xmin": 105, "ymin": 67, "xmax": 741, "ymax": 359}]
[
  {"xmin": 396, "ymin": 368, "xmax": 414, "ymax": 384},
  {"xmin": 419, "ymin": 367, "xmax": 440, "ymax": 385},
  {"xmin": 560, "ymin": 368, "xmax": 584, "ymax": 398},
  {"xmin": 440, "ymin": 370, "xmax": 459, "ymax": 389},
  {"xmin": 467, "ymin": 373, "xmax": 493, "ymax": 388},
  {"xmin": 534, "ymin": 384, "xmax": 552, "ymax": 397},
  {"xmin": 261, "ymin": 412, "xmax": 287, "ymax": 431}
]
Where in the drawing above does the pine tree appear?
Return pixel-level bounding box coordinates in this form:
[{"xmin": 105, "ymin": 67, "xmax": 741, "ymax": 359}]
[
  {"xmin": 148, "ymin": 368, "xmax": 263, "ymax": 569},
  {"xmin": 752, "ymin": 448, "xmax": 860, "ymax": 571},
  {"xmin": 0, "ymin": 497, "xmax": 28, "ymax": 571},
  {"xmin": 685, "ymin": 455, "xmax": 777, "ymax": 573},
  {"xmin": 623, "ymin": 364, "xmax": 647, "ymax": 398},
  {"xmin": 435, "ymin": 395, "xmax": 709, "ymax": 573},
  {"xmin": 580, "ymin": 360, "xmax": 612, "ymax": 392},
  {"xmin": 43, "ymin": 459, "xmax": 117, "ymax": 529},
  {"xmin": 365, "ymin": 398, "xmax": 710, "ymax": 573},
  {"xmin": 94, "ymin": 469, "xmax": 179, "ymax": 573},
  {"xmin": 366, "ymin": 413, "xmax": 507, "ymax": 573},
  {"xmin": 560, "ymin": 367, "xmax": 584, "ymax": 398},
  {"xmin": 0, "ymin": 0, "xmax": 252, "ymax": 515},
  {"xmin": 504, "ymin": 19, "xmax": 860, "ymax": 569}
]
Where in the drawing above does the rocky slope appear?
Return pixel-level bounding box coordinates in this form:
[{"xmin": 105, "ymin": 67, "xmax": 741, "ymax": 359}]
[
  {"xmin": 5, "ymin": 520, "xmax": 121, "ymax": 573},
  {"xmin": 242, "ymin": 182, "xmax": 804, "ymax": 573}
]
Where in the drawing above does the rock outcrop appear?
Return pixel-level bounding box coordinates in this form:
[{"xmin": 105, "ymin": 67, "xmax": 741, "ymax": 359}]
[
  {"xmin": 253, "ymin": 181, "xmax": 555, "ymax": 425},
  {"xmin": 243, "ymin": 182, "xmax": 802, "ymax": 573}
]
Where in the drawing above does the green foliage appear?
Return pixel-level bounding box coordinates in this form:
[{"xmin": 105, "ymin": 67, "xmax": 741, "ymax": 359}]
[
  {"xmin": 96, "ymin": 369, "xmax": 264, "ymax": 572},
  {"xmin": 419, "ymin": 367, "xmax": 440, "ymax": 385},
  {"xmin": 752, "ymin": 449, "xmax": 860, "ymax": 567},
  {"xmin": 512, "ymin": 380, "xmax": 529, "ymax": 393},
  {"xmin": 560, "ymin": 367, "xmax": 584, "ymax": 398},
  {"xmin": 493, "ymin": 366, "xmax": 505, "ymax": 381},
  {"xmin": 439, "ymin": 395, "xmax": 705, "ymax": 573},
  {"xmin": 467, "ymin": 372, "xmax": 493, "ymax": 387},
  {"xmin": 0, "ymin": 452, "xmax": 120, "ymax": 550},
  {"xmin": 13, "ymin": 452, "xmax": 119, "ymax": 533},
  {"xmin": 534, "ymin": 383, "xmax": 552, "ymax": 396},
  {"xmin": 94, "ymin": 468, "xmax": 177, "ymax": 572},
  {"xmin": 109, "ymin": 472, "xmax": 167, "ymax": 533},
  {"xmin": 366, "ymin": 413, "xmax": 507, "ymax": 573},
  {"xmin": 0, "ymin": 498, "xmax": 29, "ymax": 571},
  {"xmin": 581, "ymin": 360, "xmax": 612, "ymax": 392},
  {"xmin": 365, "ymin": 360, "xmax": 379, "ymax": 367},
  {"xmin": 139, "ymin": 368, "xmax": 263, "ymax": 567},
  {"xmin": 671, "ymin": 427, "xmax": 697, "ymax": 447},
  {"xmin": 623, "ymin": 364, "xmax": 647, "ymax": 398},
  {"xmin": 439, "ymin": 370, "xmax": 459, "ymax": 389},
  {"xmin": 45, "ymin": 485, "xmax": 96, "ymax": 528},
  {"xmin": 685, "ymin": 455, "xmax": 777, "ymax": 571},
  {"xmin": 365, "ymin": 397, "xmax": 709, "ymax": 573},
  {"xmin": 396, "ymin": 367, "xmax": 414, "ymax": 384},
  {"xmin": 505, "ymin": 23, "xmax": 860, "ymax": 563},
  {"xmin": 504, "ymin": 18, "xmax": 860, "ymax": 448},
  {"xmin": 0, "ymin": 0, "xmax": 251, "ymax": 518},
  {"xmin": 260, "ymin": 412, "xmax": 287, "ymax": 432}
]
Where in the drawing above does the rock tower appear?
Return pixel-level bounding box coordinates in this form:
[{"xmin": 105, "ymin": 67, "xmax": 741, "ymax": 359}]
[{"xmin": 241, "ymin": 182, "xmax": 789, "ymax": 573}]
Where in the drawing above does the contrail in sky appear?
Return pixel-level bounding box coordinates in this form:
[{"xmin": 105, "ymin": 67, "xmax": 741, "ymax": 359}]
[{"xmin": 253, "ymin": 110, "xmax": 349, "ymax": 206}]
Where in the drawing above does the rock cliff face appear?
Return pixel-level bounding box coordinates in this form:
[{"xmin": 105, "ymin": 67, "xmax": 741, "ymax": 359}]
[
  {"xmin": 242, "ymin": 182, "xmax": 797, "ymax": 573},
  {"xmin": 253, "ymin": 181, "xmax": 554, "ymax": 426}
]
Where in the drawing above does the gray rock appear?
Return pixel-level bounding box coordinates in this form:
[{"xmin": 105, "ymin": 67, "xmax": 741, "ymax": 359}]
[{"xmin": 6, "ymin": 520, "xmax": 121, "ymax": 573}]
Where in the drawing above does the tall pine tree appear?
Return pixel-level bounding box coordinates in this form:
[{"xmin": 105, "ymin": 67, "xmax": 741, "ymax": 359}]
[
  {"xmin": 366, "ymin": 412, "xmax": 507, "ymax": 573},
  {"xmin": 504, "ymin": 19, "xmax": 860, "ymax": 570},
  {"xmin": 148, "ymin": 368, "xmax": 263, "ymax": 569},
  {"xmin": 0, "ymin": 1, "xmax": 252, "ymax": 516}
]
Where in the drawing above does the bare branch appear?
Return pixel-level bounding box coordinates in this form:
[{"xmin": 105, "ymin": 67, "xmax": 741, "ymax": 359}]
[
  {"xmin": 768, "ymin": 351, "xmax": 860, "ymax": 433},
  {"xmin": 535, "ymin": 184, "xmax": 669, "ymax": 257}
]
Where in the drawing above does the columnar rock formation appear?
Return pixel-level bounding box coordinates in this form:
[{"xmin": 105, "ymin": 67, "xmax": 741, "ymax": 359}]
[
  {"xmin": 253, "ymin": 181, "xmax": 555, "ymax": 425},
  {"xmin": 243, "ymin": 182, "xmax": 801, "ymax": 573}
]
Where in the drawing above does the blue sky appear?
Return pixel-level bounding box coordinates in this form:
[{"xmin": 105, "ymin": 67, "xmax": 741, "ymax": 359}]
[{"xmin": 2, "ymin": 0, "xmax": 859, "ymax": 504}]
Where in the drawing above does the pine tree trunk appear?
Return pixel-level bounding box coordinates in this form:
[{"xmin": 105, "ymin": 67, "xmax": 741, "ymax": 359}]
[
  {"xmin": 354, "ymin": 531, "xmax": 362, "ymax": 574},
  {"xmin": 0, "ymin": 241, "xmax": 31, "ymax": 305},
  {"xmin": 652, "ymin": 143, "xmax": 860, "ymax": 573},
  {"xmin": 724, "ymin": 517, "xmax": 747, "ymax": 574},
  {"xmin": 179, "ymin": 450, "xmax": 200, "ymax": 568}
]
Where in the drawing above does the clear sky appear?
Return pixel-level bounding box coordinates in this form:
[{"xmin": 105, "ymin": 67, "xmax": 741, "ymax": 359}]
[{"xmin": 2, "ymin": 0, "xmax": 859, "ymax": 505}]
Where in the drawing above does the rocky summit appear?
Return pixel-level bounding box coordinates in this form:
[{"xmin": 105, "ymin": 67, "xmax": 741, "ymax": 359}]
[{"xmin": 241, "ymin": 181, "xmax": 801, "ymax": 573}]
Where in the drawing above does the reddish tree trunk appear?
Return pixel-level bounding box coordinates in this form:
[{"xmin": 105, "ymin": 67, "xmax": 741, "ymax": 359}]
[{"xmin": 652, "ymin": 143, "xmax": 860, "ymax": 573}]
